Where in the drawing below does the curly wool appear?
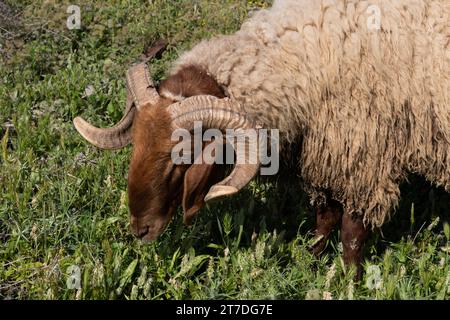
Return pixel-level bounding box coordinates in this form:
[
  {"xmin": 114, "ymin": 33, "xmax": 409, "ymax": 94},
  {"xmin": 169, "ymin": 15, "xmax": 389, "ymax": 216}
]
[{"xmin": 171, "ymin": 0, "xmax": 450, "ymax": 228}]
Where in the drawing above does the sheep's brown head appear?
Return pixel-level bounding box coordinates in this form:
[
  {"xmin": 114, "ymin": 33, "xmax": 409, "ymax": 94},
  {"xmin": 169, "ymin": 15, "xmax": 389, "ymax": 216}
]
[{"xmin": 73, "ymin": 62, "xmax": 260, "ymax": 242}]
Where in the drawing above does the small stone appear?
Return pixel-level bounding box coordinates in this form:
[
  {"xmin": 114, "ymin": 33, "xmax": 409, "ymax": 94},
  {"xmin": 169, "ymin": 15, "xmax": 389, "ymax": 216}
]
[{"xmin": 83, "ymin": 85, "xmax": 95, "ymax": 98}]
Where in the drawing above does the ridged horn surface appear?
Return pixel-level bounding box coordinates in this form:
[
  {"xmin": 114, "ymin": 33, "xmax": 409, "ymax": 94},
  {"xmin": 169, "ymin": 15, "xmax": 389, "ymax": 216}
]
[
  {"xmin": 74, "ymin": 62, "xmax": 161, "ymax": 149},
  {"xmin": 126, "ymin": 63, "xmax": 160, "ymax": 109},
  {"xmin": 168, "ymin": 95, "xmax": 261, "ymax": 202},
  {"xmin": 73, "ymin": 92, "xmax": 135, "ymax": 150}
]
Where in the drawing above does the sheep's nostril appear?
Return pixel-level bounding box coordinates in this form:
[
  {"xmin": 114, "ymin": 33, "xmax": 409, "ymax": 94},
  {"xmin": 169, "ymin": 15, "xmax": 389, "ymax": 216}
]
[
  {"xmin": 134, "ymin": 226, "xmax": 150, "ymax": 239},
  {"xmin": 130, "ymin": 216, "xmax": 149, "ymax": 239},
  {"xmin": 139, "ymin": 226, "xmax": 150, "ymax": 238}
]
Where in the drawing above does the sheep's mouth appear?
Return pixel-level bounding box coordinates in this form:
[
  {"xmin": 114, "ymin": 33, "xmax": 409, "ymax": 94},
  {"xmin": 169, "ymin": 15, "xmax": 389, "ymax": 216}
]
[
  {"xmin": 138, "ymin": 228, "xmax": 158, "ymax": 243},
  {"xmin": 134, "ymin": 207, "xmax": 176, "ymax": 243},
  {"xmin": 137, "ymin": 223, "xmax": 166, "ymax": 243}
]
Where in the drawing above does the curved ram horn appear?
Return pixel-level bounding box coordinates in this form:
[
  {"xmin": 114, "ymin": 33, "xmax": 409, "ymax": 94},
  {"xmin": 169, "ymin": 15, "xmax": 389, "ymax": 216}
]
[
  {"xmin": 73, "ymin": 92, "xmax": 135, "ymax": 150},
  {"xmin": 168, "ymin": 95, "xmax": 261, "ymax": 202},
  {"xmin": 125, "ymin": 63, "xmax": 160, "ymax": 109},
  {"xmin": 73, "ymin": 63, "xmax": 160, "ymax": 150}
]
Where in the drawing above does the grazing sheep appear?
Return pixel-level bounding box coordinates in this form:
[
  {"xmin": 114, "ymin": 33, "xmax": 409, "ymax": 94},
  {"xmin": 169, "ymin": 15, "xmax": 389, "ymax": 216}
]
[{"xmin": 74, "ymin": 0, "xmax": 450, "ymax": 276}]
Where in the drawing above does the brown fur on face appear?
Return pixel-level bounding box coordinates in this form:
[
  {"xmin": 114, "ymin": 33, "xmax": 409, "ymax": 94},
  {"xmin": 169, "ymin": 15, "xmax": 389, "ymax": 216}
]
[
  {"xmin": 128, "ymin": 65, "xmax": 226, "ymax": 241},
  {"xmin": 128, "ymin": 99, "xmax": 179, "ymax": 241},
  {"xmin": 159, "ymin": 65, "xmax": 225, "ymax": 101}
]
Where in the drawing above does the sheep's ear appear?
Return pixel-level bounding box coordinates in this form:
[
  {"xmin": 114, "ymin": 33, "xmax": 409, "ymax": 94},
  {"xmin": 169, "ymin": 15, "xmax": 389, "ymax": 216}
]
[{"xmin": 182, "ymin": 162, "xmax": 220, "ymax": 225}]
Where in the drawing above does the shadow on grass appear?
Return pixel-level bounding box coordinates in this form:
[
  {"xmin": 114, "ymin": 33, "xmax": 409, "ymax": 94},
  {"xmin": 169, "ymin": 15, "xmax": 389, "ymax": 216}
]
[
  {"xmin": 162, "ymin": 172, "xmax": 449, "ymax": 260},
  {"xmin": 376, "ymin": 175, "xmax": 450, "ymax": 242}
]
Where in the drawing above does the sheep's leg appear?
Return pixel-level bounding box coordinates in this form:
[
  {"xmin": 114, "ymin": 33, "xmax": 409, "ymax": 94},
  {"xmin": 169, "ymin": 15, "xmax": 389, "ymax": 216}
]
[
  {"xmin": 341, "ymin": 213, "xmax": 369, "ymax": 280},
  {"xmin": 310, "ymin": 200, "xmax": 343, "ymax": 256}
]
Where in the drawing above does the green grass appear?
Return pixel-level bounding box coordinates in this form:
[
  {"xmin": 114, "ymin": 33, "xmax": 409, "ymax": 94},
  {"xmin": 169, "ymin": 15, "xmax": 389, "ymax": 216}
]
[{"xmin": 0, "ymin": 0, "xmax": 449, "ymax": 300}]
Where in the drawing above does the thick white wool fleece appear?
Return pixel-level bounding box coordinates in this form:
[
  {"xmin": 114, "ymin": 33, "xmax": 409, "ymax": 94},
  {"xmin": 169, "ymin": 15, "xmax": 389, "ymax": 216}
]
[{"xmin": 172, "ymin": 0, "xmax": 450, "ymax": 228}]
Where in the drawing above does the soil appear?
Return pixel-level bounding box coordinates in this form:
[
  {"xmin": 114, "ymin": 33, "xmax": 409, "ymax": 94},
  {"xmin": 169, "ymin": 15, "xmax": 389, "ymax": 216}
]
[
  {"xmin": 0, "ymin": 1, "xmax": 22, "ymax": 60},
  {"xmin": 0, "ymin": 1, "xmax": 17, "ymax": 29}
]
